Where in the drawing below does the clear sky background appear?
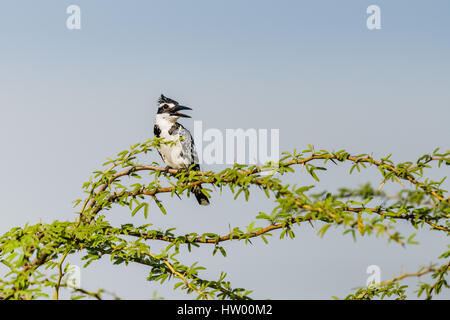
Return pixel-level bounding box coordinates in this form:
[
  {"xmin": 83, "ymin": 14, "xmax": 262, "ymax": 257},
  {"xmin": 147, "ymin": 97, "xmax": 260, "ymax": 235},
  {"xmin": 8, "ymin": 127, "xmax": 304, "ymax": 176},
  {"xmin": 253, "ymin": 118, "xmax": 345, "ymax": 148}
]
[{"xmin": 0, "ymin": 0, "xmax": 449, "ymax": 299}]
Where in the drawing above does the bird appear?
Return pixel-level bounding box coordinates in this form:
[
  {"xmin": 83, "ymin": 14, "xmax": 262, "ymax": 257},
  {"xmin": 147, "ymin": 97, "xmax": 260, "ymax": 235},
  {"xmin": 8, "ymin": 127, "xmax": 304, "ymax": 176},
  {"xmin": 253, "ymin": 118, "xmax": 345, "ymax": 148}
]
[{"xmin": 153, "ymin": 94, "xmax": 210, "ymax": 206}]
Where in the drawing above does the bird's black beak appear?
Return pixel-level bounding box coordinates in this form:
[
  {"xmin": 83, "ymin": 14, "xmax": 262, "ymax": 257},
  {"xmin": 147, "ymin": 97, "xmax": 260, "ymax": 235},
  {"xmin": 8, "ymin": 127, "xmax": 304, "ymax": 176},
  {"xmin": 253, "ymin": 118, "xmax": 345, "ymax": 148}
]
[{"xmin": 170, "ymin": 105, "xmax": 192, "ymax": 118}]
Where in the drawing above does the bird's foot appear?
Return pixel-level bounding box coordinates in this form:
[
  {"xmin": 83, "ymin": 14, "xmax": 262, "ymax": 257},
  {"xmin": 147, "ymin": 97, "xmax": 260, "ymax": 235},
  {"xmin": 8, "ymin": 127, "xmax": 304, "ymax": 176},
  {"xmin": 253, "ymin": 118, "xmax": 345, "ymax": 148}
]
[
  {"xmin": 163, "ymin": 166, "xmax": 172, "ymax": 174},
  {"xmin": 175, "ymin": 168, "xmax": 187, "ymax": 175},
  {"xmin": 163, "ymin": 167, "xmax": 185, "ymax": 175}
]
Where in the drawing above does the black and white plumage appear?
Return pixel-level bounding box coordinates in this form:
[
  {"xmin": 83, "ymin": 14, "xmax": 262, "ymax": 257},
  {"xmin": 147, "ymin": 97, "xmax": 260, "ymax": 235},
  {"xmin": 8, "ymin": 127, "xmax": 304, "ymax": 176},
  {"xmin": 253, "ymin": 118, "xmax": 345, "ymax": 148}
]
[{"xmin": 153, "ymin": 95, "xmax": 210, "ymax": 206}]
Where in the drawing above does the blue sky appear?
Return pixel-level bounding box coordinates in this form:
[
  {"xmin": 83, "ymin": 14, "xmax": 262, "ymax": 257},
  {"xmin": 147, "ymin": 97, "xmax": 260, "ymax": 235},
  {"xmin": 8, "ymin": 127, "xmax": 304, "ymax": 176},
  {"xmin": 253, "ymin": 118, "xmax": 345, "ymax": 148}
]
[{"xmin": 0, "ymin": 0, "xmax": 449, "ymax": 299}]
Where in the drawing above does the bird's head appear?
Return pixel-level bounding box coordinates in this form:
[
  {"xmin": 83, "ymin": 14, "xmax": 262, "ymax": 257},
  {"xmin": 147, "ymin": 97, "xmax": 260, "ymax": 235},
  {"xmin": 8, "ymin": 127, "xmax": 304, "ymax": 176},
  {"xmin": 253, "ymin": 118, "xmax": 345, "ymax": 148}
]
[{"xmin": 157, "ymin": 94, "xmax": 192, "ymax": 122}]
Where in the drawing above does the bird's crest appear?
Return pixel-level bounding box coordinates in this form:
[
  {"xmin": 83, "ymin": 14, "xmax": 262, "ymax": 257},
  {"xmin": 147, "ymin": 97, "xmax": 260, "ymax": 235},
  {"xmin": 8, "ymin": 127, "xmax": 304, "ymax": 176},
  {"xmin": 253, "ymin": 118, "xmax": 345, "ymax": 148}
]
[{"xmin": 159, "ymin": 94, "xmax": 178, "ymax": 106}]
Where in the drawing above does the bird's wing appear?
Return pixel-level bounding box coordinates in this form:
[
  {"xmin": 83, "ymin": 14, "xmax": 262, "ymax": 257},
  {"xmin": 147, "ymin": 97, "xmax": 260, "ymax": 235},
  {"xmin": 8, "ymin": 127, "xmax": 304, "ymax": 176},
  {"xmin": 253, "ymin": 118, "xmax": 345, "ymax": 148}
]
[{"xmin": 173, "ymin": 124, "xmax": 200, "ymax": 169}]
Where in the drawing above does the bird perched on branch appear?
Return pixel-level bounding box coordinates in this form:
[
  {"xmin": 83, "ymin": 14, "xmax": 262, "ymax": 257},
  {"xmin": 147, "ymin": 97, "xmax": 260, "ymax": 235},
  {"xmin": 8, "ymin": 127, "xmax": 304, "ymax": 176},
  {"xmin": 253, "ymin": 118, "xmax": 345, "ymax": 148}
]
[{"xmin": 153, "ymin": 94, "xmax": 210, "ymax": 206}]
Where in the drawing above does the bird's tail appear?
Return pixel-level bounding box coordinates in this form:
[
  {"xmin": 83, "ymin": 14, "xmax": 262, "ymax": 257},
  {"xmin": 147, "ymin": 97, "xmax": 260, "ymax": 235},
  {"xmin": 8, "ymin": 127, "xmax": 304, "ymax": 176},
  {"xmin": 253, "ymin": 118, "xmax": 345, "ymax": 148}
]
[{"xmin": 193, "ymin": 186, "xmax": 210, "ymax": 206}]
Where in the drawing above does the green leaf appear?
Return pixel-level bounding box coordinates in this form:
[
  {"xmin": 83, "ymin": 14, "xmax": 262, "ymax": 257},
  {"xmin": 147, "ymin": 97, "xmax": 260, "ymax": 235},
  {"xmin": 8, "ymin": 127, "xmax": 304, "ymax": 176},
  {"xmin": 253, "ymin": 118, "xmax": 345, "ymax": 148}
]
[{"xmin": 131, "ymin": 202, "xmax": 145, "ymax": 217}]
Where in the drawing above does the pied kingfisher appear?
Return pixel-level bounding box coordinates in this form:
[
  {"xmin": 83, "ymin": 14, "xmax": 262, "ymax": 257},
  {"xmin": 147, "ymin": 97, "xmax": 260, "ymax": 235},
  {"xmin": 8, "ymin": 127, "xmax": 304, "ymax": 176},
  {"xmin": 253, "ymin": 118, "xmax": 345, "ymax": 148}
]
[{"xmin": 153, "ymin": 94, "xmax": 210, "ymax": 206}]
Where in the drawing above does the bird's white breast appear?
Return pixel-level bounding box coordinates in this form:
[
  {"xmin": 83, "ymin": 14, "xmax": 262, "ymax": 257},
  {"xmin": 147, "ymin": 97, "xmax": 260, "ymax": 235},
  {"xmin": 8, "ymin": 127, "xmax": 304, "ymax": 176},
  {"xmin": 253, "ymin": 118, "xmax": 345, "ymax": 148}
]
[{"xmin": 155, "ymin": 115, "xmax": 190, "ymax": 169}]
